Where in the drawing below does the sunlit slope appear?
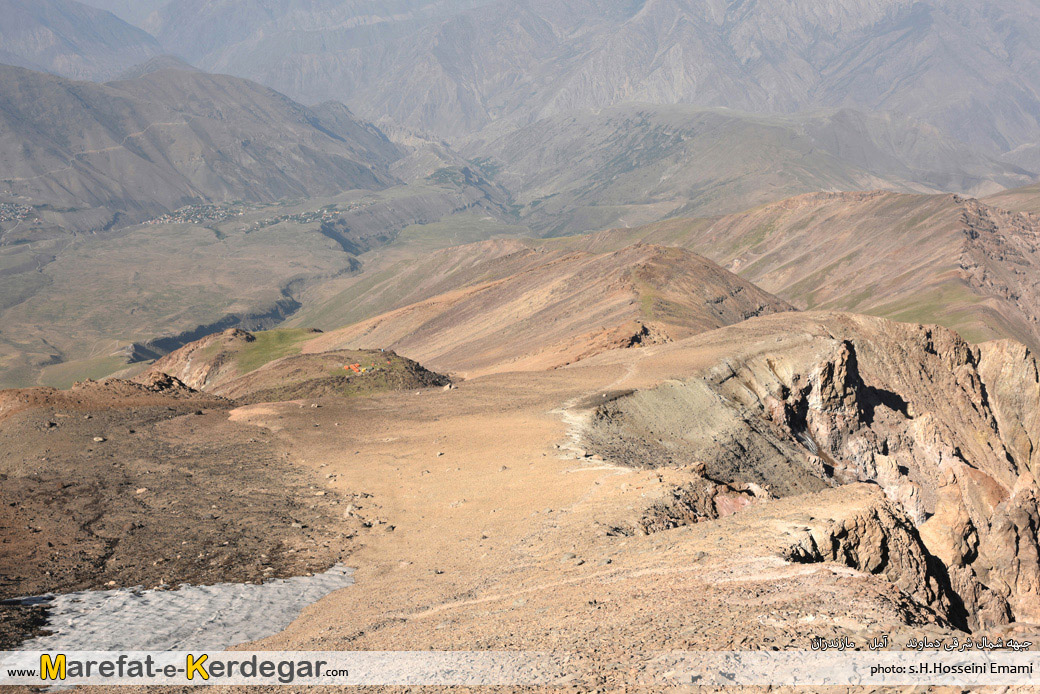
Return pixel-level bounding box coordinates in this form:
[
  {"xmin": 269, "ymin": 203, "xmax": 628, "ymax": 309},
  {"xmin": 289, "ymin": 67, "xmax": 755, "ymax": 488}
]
[
  {"xmin": 569, "ymin": 190, "xmax": 1040, "ymax": 350},
  {"xmin": 304, "ymin": 243, "xmax": 792, "ymax": 376}
]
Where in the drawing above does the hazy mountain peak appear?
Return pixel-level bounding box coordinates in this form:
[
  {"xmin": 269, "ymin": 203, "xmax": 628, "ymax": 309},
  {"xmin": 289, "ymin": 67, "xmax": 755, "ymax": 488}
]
[
  {"xmin": 0, "ymin": 0, "xmax": 162, "ymax": 81},
  {"xmin": 136, "ymin": 0, "xmax": 1040, "ymax": 155},
  {"xmin": 0, "ymin": 62, "xmax": 400, "ymax": 231},
  {"xmin": 114, "ymin": 54, "xmax": 201, "ymax": 81}
]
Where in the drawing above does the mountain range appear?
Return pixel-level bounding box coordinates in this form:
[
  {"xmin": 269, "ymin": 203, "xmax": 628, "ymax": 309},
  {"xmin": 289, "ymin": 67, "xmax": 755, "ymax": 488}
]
[
  {"xmin": 0, "ymin": 0, "xmax": 161, "ymax": 80},
  {"xmin": 462, "ymin": 104, "xmax": 1034, "ymax": 233},
  {"xmin": 302, "ymin": 242, "xmax": 793, "ymax": 377},
  {"xmin": 574, "ymin": 187, "xmax": 1040, "ymax": 352},
  {"xmin": 0, "ymin": 62, "xmax": 400, "ymax": 231},
  {"xmin": 94, "ymin": 0, "xmax": 1040, "ymax": 158},
  {"xmin": 7, "ymin": 0, "xmax": 1040, "ymax": 674},
  {"xmin": 70, "ymin": 0, "xmax": 168, "ymax": 26}
]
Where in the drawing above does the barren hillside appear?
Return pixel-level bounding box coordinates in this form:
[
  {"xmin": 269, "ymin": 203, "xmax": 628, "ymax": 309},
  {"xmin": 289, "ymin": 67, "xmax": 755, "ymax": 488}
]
[
  {"xmin": 573, "ymin": 190, "xmax": 1040, "ymax": 351},
  {"xmin": 0, "ymin": 63, "xmax": 400, "ymax": 231},
  {"xmin": 0, "ymin": 0, "xmax": 161, "ymax": 80},
  {"xmin": 304, "ymin": 243, "xmax": 793, "ymax": 376}
]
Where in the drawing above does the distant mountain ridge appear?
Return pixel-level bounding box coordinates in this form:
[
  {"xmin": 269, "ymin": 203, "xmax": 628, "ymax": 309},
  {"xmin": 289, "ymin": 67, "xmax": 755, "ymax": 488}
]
[
  {"xmin": 461, "ymin": 104, "xmax": 1035, "ymax": 235},
  {"xmin": 572, "ymin": 188, "xmax": 1040, "ymax": 353},
  {"xmin": 0, "ymin": 0, "xmax": 162, "ymax": 80},
  {"xmin": 73, "ymin": 0, "xmax": 167, "ymax": 27},
  {"xmin": 302, "ymin": 241, "xmax": 794, "ymax": 377},
  {"xmin": 138, "ymin": 0, "xmax": 1040, "ymax": 157},
  {"xmin": 0, "ymin": 62, "xmax": 402, "ymax": 231}
]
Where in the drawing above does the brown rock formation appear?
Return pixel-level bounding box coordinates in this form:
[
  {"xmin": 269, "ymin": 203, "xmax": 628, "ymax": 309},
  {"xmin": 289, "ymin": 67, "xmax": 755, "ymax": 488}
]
[{"xmin": 584, "ymin": 312, "xmax": 1040, "ymax": 631}]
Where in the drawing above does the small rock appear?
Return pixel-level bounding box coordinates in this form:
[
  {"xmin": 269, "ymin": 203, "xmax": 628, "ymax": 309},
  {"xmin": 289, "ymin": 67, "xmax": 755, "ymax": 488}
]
[
  {"xmin": 135, "ymin": 488, "xmax": 148, "ymax": 494},
  {"xmin": 93, "ymin": 436, "xmax": 106, "ymax": 443},
  {"xmin": 562, "ymin": 552, "xmax": 577, "ymax": 561}
]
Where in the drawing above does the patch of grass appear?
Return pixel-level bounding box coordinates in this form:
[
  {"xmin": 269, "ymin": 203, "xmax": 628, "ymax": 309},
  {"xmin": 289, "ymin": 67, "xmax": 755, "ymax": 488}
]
[
  {"xmin": 234, "ymin": 329, "xmax": 315, "ymax": 374},
  {"xmin": 780, "ymin": 253, "xmax": 859, "ymax": 308},
  {"xmin": 634, "ymin": 280, "xmax": 661, "ymax": 321},
  {"xmin": 290, "ymin": 266, "xmax": 402, "ymax": 329},
  {"xmin": 38, "ymin": 355, "xmax": 130, "ymax": 388},
  {"xmin": 730, "ymin": 220, "xmax": 777, "ymax": 253},
  {"xmin": 427, "ymin": 167, "xmax": 467, "ymax": 187},
  {"xmin": 396, "ymin": 213, "xmax": 530, "ymax": 252},
  {"xmin": 872, "ymin": 284, "xmax": 982, "ymax": 326},
  {"xmin": 837, "ymin": 286, "xmax": 877, "ymax": 311}
]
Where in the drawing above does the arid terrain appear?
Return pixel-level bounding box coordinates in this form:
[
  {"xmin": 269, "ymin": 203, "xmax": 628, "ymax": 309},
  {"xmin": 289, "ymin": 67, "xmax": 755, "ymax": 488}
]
[
  {"xmin": 4, "ymin": 180, "xmax": 1040, "ymax": 691},
  {"xmin": 5, "ymin": 256, "xmax": 1040, "ymax": 689},
  {"xmin": 5, "ymin": 307, "xmax": 1039, "ymax": 691},
  {"xmin": 4, "ymin": 2, "xmax": 1040, "ymax": 691}
]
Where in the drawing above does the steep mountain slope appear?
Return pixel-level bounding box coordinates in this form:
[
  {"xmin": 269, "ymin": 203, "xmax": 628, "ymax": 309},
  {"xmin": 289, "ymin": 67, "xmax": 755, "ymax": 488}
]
[
  {"xmin": 8, "ymin": 308, "xmax": 1040, "ymax": 666},
  {"xmin": 304, "ymin": 243, "xmax": 793, "ymax": 376},
  {"xmin": 144, "ymin": 0, "xmax": 1040, "ymax": 155},
  {"xmin": 462, "ymin": 105, "xmax": 1032, "ymax": 233},
  {"xmin": 584, "ymin": 311, "xmax": 1040, "ymax": 629},
  {"xmin": 74, "ymin": 0, "xmax": 168, "ymax": 27},
  {"xmin": 0, "ymin": 63, "xmax": 400, "ymax": 230},
  {"xmin": 113, "ymin": 55, "xmax": 201, "ymax": 80},
  {"xmin": 985, "ymin": 182, "xmax": 1040, "ymax": 215},
  {"xmin": 0, "ymin": 0, "xmax": 161, "ymax": 80},
  {"xmin": 570, "ymin": 191, "xmax": 1040, "ymax": 352}
]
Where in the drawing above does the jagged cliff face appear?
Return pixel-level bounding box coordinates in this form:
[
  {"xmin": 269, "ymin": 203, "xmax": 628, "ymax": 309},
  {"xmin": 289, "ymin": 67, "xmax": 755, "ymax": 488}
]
[{"xmin": 585, "ymin": 312, "xmax": 1040, "ymax": 631}]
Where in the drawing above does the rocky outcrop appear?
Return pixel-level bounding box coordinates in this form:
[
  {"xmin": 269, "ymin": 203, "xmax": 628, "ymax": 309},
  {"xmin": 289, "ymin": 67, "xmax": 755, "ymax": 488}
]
[
  {"xmin": 610, "ymin": 466, "xmax": 761, "ymax": 537},
  {"xmin": 958, "ymin": 201, "xmax": 1040, "ymax": 351},
  {"xmin": 977, "ymin": 340, "xmax": 1040, "ymax": 478},
  {"xmin": 125, "ymin": 296, "xmax": 299, "ymax": 364},
  {"xmin": 784, "ymin": 491, "xmax": 963, "ymax": 628},
  {"xmin": 584, "ymin": 313, "xmax": 1040, "ymax": 631},
  {"xmin": 144, "ymin": 328, "xmax": 257, "ymax": 391}
]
